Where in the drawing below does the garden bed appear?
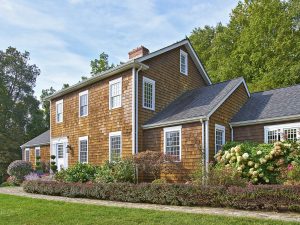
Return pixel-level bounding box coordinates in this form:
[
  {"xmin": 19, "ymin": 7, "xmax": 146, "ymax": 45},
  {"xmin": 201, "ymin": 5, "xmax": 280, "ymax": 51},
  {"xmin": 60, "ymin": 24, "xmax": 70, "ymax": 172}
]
[{"xmin": 23, "ymin": 180, "xmax": 300, "ymax": 213}]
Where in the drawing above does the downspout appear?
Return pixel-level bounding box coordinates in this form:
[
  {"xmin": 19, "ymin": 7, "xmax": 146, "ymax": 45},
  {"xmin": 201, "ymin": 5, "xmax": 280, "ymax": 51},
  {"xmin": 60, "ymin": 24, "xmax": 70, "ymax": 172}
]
[
  {"xmin": 132, "ymin": 67, "xmax": 136, "ymax": 155},
  {"xmin": 200, "ymin": 118, "xmax": 206, "ymax": 183},
  {"xmin": 135, "ymin": 65, "xmax": 143, "ymax": 154},
  {"xmin": 229, "ymin": 123, "xmax": 233, "ymax": 141}
]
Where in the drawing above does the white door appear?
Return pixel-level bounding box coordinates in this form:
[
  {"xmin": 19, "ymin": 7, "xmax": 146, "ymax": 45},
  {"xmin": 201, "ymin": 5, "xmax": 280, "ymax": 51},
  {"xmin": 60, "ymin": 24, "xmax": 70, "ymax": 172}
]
[{"xmin": 56, "ymin": 143, "xmax": 65, "ymax": 171}]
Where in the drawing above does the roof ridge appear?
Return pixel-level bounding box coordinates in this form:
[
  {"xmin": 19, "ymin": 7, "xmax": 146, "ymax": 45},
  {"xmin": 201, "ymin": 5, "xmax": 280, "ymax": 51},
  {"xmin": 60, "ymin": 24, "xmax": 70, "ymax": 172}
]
[{"xmin": 252, "ymin": 83, "xmax": 300, "ymax": 94}]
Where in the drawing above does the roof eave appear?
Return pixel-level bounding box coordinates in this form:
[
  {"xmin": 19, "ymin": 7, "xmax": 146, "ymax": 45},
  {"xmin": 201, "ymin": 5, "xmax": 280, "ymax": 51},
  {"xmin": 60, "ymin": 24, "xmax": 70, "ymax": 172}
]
[
  {"xmin": 142, "ymin": 116, "xmax": 207, "ymax": 130},
  {"xmin": 20, "ymin": 142, "xmax": 50, "ymax": 149},
  {"xmin": 45, "ymin": 61, "xmax": 149, "ymax": 101},
  {"xmin": 230, "ymin": 114, "xmax": 300, "ymax": 127}
]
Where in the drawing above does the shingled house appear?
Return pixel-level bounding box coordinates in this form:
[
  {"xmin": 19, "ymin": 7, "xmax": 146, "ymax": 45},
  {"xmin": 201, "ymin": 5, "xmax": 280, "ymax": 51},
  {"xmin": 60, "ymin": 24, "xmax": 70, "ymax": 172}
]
[{"xmin": 21, "ymin": 39, "xmax": 300, "ymax": 179}]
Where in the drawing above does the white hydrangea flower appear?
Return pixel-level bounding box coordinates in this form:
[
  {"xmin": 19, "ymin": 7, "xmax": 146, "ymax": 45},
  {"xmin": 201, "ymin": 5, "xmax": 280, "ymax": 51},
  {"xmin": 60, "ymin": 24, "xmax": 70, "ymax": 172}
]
[{"xmin": 242, "ymin": 153, "xmax": 249, "ymax": 160}]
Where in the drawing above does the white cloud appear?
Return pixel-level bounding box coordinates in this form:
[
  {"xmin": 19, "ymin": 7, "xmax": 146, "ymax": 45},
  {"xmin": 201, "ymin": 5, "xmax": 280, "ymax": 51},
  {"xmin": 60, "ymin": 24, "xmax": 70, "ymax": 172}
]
[{"xmin": 0, "ymin": 0, "xmax": 239, "ymax": 98}]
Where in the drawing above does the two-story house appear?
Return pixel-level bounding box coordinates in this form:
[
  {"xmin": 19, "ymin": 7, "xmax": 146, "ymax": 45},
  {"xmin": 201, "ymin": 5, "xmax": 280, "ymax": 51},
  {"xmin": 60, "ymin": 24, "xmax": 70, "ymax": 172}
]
[{"xmin": 21, "ymin": 39, "xmax": 300, "ymax": 180}]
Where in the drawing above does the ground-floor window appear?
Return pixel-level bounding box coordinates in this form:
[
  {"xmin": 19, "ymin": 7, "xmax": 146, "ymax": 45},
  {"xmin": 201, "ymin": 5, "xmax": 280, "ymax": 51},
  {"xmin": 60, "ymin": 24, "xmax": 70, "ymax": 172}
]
[
  {"xmin": 57, "ymin": 143, "xmax": 64, "ymax": 159},
  {"xmin": 264, "ymin": 122, "xmax": 300, "ymax": 143},
  {"xmin": 109, "ymin": 131, "xmax": 122, "ymax": 162},
  {"xmin": 79, "ymin": 136, "xmax": 88, "ymax": 163},
  {"xmin": 35, "ymin": 147, "xmax": 40, "ymax": 163},
  {"xmin": 215, "ymin": 124, "xmax": 225, "ymax": 154},
  {"xmin": 25, "ymin": 148, "xmax": 30, "ymax": 161},
  {"xmin": 163, "ymin": 126, "xmax": 182, "ymax": 161}
]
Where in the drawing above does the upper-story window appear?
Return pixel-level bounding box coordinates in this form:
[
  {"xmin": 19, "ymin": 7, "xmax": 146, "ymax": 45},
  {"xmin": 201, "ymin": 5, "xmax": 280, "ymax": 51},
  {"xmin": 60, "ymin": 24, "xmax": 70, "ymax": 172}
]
[
  {"xmin": 56, "ymin": 100, "xmax": 63, "ymax": 123},
  {"xmin": 109, "ymin": 77, "xmax": 122, "ymax": 109},
  {"xmin": 180, "ymin": 50, "xmax": 188, "ymax": 75},
  {"xmin": 142, "ymin": 77, "xmax": 155, "ymax": 110},
  {"xmin": 164, "ymin": 126, "xmax": 182, "ymax": 161},
  {"xmin": 79, "ymin": 90, "xmax": 88, "ymax": 117},
  {"xmin": 264, "ymin": 123, "xmax": 300, "ymax": 143}
]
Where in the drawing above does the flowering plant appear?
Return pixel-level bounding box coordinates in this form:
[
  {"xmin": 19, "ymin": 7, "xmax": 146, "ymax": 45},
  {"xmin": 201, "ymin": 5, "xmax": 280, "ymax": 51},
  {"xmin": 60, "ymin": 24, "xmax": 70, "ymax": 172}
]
[{"xmin": 214, "ymin": 141, "xmax": 300, "ymax": 184}]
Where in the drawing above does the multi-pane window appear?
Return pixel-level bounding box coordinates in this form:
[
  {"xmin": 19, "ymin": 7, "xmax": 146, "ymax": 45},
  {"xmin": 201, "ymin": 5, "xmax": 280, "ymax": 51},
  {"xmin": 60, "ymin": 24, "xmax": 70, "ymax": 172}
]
[
  {"xmin": 56, "ymin": 100, "xmax": 63, "ymax": 123},
  {"xmin": 25, "ymin": 148, "xmax": 30, "ymax": 161},
  {"xmin": 109, "ymin": 78, "xmax": 122, "ymax": 109},
  {"xmin": 35, "ymin": 147, "xmax": 40, "ymax": 158},
  {"xmin": 267, "ymin": 130, "xmax": 280, "ymax": 143},
  {"xmin": 215, "ymin": 124, "xmax": 225, "ymax": 154},
  {"xmin": 164, "ymin": 126, "xmax": 181, "ymax": 161},
  {"xmin": 284, "ymin": 128, "xmax": 297, "ymax": 141},
  {"xmin": 57, "ymin": 143, "xmax": 64, "ymax": 159},
  {"xmin": 264, "ymin": 123, "xmax": 300, "ymax": 143},
  {"xmin": 143, "ymin": 77, "xmax": 155, "ymax": 110},
  {"xmin": 109, "ymin": 132, "xmax": 121, "ymax": 162},
  {"xmin": 79, "ymin": 137, "xmax": 88, "ymax": 163},
  {"xmin": 180, "ymin": 50, "xmax": 188, "ymax": 75},
  {"xmin": 79, "ymin": 90, "xmax": 88, "ymax": 117}
]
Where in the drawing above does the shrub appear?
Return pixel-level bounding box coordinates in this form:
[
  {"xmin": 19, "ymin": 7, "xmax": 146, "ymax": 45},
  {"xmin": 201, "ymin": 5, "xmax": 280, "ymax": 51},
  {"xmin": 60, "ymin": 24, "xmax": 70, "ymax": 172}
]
[
  {"xmin": 7, "ymin": 160, "xmax": 32, "ymax": 184},
  {"xmin": 24, "ymin": 172, "xmax": 40, "ymax": 181},
  {"xmin": 23, "ymin": 180, "xmax": 300, "ymax": 212},
  {"xmin": 63, "ymin": 163, "xmax": 98, "ymax": 183},
  {"xmin": 94, "ymin": 159, "xmax": 136, "ymax": 183},
  {"xmin": 134, "ymin": 151, "xmax": 183, "ymax": 181},
  {"xmin": 214, "ymin": 141, "xmax": 300, "ymax": 184},
  {"xmin": 152, "ymin": 178, "xmax": 167, "ymax": 184},
  {"xmin": 192, "ymin": 163, "xmax": 247, "ymax": 187},
  {"xmin": 50, "ymin": 155, "xmax": 57, "ymax": 173},
  {"xmin": 54, "ymin": 169, "xmax": 67, "ymax": 182}
]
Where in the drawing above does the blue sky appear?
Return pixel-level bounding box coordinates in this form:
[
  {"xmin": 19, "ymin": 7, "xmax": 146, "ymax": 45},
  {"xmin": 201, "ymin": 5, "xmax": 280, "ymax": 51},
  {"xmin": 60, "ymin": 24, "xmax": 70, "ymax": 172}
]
[{"xmin": 0, "ymin": 0, "xmax": 239, "ymax": 98}]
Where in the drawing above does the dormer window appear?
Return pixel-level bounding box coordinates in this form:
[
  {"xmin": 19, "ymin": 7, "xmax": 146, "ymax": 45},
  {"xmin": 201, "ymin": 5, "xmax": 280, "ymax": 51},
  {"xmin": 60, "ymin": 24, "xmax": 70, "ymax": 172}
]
[{"xmin": 180, "ymin": 50, "xmax": 188, "ymax": 75}]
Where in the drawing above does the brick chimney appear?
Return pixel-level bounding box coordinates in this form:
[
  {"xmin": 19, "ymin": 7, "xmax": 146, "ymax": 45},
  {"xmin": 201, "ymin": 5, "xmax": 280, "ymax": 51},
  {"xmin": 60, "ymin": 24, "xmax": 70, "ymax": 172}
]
[{"xmin": 128, "ymin": 46, "xmax": 149, "ymax": 59}]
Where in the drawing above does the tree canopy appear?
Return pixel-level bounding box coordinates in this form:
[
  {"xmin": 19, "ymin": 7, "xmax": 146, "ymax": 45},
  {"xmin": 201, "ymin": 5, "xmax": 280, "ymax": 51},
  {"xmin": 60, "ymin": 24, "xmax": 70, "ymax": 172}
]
[
  {"xmin": 190, "ymin": 0, "xmax": 300, "ymax": 92},
  {"xmin": 0, "ymin": 47, "xmax": 48, "ymax": 178},
  {"xmin": 90, "ymin": 52, "xmax": 114, "ymax": 75}
]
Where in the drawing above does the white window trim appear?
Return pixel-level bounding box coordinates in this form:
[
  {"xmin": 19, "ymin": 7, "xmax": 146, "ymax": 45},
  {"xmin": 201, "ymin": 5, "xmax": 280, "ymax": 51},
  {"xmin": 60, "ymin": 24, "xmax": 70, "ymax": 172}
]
[
  {"xmin": 163, "ymin": 125, "xmax": 182, "ymax": 162},
  {"xmin": 35, "ymin": 147, "xmax": 40, "ymax": 164},
  {"xmin": 78, "ymin": 136, "xmax": 88, "ymax": 163},
  {"xmin": 142, "ymin": 76, "xmax": 155, "ymax": 111},
  {"xmin": 25, "ymin": 148, "xmax": 30, "ymax": 162},
  {"xmin": 109, "ymin": 131, "xmax": 122, "ymax": 162},
  {"xmin": 55, "ymin": 99, "xmax": 63, "ymax": 123},
  {"xmin": 180, "ymin": 49, "xmax": 188, "ymax": 75},
  {"xmin": 79, "ymin": 90, "xmax": 89, "ymax": 117},
  {"xmin": 109, "ymin": 77, "xmax": 122, "ymax": 110},
  {"xmin": 215, "ymin": 124, "xmax": 226, "ymax": 154},
  {"xmin": 264, "ymin": 122, "xmax": 300, "ymax": 143}
]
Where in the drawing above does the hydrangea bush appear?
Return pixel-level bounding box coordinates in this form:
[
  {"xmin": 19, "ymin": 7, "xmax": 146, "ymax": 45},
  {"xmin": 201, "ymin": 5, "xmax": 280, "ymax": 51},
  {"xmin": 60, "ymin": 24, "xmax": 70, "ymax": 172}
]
[{"xmin": 214, "ymin": 141, "xmax": 300, "ymax": 184}]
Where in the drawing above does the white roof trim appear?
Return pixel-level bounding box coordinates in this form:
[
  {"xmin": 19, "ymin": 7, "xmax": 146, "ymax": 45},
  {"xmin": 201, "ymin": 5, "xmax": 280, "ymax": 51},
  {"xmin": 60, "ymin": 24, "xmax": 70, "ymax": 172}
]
[
  {"xmin": 45, "ymin": 61, "xmax": 149, "ymax": 100},
  {"xmin": 137, "ymin": 39, "xmax": 212, "ymax": 85},
  {"xmin": 206, "ymin": 78, "xmax": 250, "ymax": 118},
  {"xmin": 142, "ymin": 116, "xmax": 207, "ymax": 130},
  {"xmin": 231, "ymin": 114, "xmax": 300, "ymax": 127}
]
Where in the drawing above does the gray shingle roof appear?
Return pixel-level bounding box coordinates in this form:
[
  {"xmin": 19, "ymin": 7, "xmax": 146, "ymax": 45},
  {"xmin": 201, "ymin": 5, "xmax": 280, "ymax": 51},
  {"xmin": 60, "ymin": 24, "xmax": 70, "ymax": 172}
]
[
  {"xmin": 144, "ymin": 77, "xmax": 244, "ymax": 128},
  {"xmin": 232, "ymin": 84, "xmax": 300, "ymax": 123},
  {"xmin": 21, "ymin": 130, "xmax": 50, "ymax": 148}
]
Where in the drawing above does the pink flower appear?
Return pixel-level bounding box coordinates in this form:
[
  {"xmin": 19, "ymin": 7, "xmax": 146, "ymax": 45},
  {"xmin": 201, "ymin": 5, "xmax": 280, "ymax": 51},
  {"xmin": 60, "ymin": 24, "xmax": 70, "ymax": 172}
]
[{"xmin": 287, "ymin": 164, "xmax": 294, "ymax": 171}]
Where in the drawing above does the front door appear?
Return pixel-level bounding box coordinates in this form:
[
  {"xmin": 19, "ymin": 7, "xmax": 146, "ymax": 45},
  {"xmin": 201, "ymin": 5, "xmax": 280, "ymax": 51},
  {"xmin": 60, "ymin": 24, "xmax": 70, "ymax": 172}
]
[{"xmin": 56, "ymin": 143, "xmax": 65, "ymax": 171}]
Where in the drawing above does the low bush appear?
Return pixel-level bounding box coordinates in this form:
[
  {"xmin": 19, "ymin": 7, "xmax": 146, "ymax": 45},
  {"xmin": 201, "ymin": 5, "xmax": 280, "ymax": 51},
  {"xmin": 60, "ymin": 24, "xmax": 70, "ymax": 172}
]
[
  {"xmin": 23, "ymin": 180, "xmax": 300, "ymax": 212},
  {"xmin": 7, "ymin": 160, "xmax": 32, "ymax": 184},
  {"xmin": 63, "ymin": 163, "xmax": 97, "ymax": 183}
]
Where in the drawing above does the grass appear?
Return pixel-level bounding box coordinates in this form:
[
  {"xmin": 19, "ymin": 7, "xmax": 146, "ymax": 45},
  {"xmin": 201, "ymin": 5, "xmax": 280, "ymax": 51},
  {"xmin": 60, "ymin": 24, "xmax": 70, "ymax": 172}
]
[{"xmin": 0, "ymin": 194, "xmax": 297, "ymax": 225}]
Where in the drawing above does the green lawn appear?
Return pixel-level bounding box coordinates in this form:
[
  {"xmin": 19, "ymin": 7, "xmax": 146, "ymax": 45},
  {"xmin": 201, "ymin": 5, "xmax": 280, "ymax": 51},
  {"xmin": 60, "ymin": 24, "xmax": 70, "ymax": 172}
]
[{"xmin": 0, "ymin": 194, "xmax": 296, "ymax": 225}]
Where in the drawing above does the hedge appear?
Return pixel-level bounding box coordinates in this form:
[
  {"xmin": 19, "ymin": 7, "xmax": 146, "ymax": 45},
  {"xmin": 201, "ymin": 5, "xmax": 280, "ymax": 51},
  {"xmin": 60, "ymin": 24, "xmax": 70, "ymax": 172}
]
[{"xmin": 23, "ymin": 180, "xmax": 300, "ymax": 212}]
